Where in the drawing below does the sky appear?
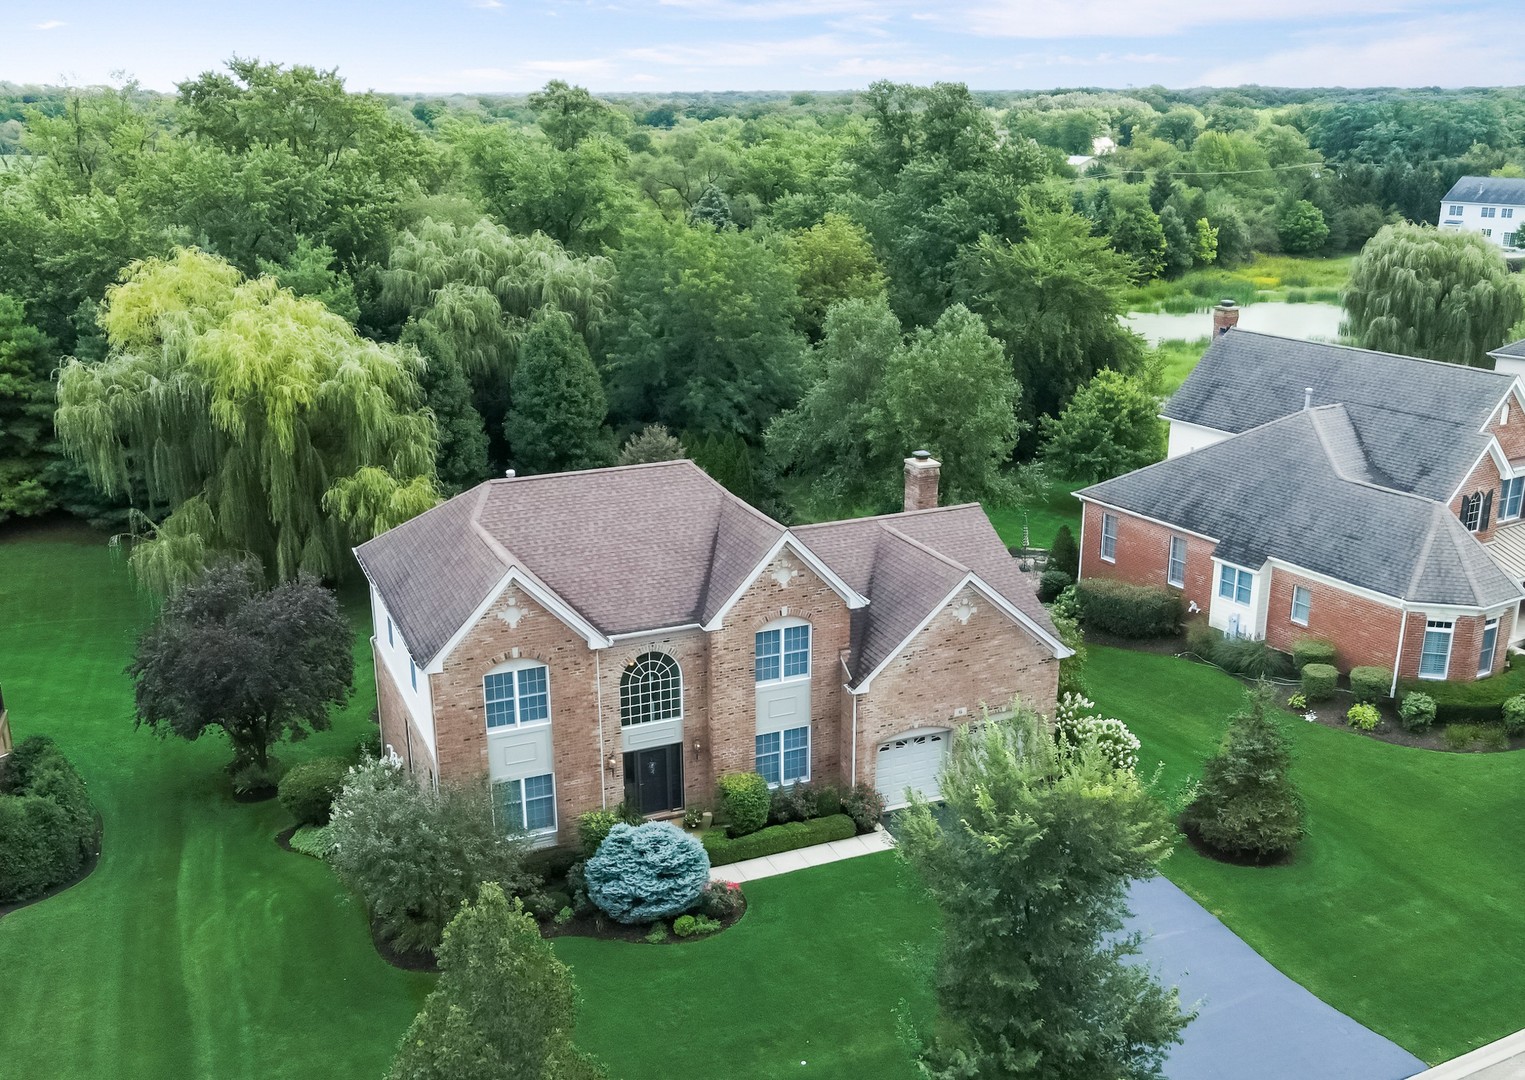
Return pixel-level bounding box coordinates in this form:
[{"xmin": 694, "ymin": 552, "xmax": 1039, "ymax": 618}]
[{"xmin": 1, "ymin": 0, "xmax": 1520, "ymax": 94}]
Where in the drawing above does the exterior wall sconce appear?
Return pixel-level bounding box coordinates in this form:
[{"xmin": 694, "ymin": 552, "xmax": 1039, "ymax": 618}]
[
  {"xmin": 691, "ymin": 740, "xmax": 703, "ymax": 758},
  {"xmin": 606, "ymin": 754, "xmax": 618, "ymax": 771}
]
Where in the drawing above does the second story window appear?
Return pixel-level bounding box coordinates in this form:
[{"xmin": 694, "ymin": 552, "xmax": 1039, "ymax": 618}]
[
  {"xmin": 1503, "ymin": 478, "xmax": 1525, "ymax": 522},
  {"xmin": 1461, "ymin": 490, "xmax": 1493, "ymax": 532},
  {"xmin": 484, "ymin": 664, "xmax": 550, "ymax": 730},
  {"xmin": 1505, "ymin": 208, "xmax": 1516, "ymax": 219},
  {"xmin": 620, "ymin": 652, "xmax": 682, "ymax": 726},
  {"xmin": 1449, "ymin": 204, "xmax": 1464, "ymax": 215},
  {"xmin": 756, "ymin": 623, "xmax": 810, "ymax": 683},
  {"xmin": 1482, "ymin": 206, "xmax": 1497, "ymax": 218}
]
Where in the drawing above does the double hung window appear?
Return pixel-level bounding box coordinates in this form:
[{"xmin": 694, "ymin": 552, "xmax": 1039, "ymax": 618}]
[
  {"xmin": 755, "ymin": 727, "xmax": 810, "ymax": 786},
  {"xmin": 484, "ymin": 664, "xmax": 550, "ymax": 729},
  {"xmin": 1419, "ymin": 620, "xmax": 1454, "ymax": 679},
  {"xmin": 1218, "ymin": 565, "xmax": 1252, "ymax": 605}
]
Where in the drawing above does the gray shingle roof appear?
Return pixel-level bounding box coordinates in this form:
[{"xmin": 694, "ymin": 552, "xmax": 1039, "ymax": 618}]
[
  {"xmin": 356, "ymin": 461, "xmax": 1061, "ymax": 672},
  {"xmin": 1164, "ymin": 330, "xmax": 1513, "ymax": 500},
  {"xmin": 1080, "ymin": 406, "xmax": 1521, "ymax": 609},
  {"xmin": 1442, "ymin": 176, "xmax": 1525, "ymax": 206},
  {"xmin": 1489, "ymin": 339, "xmax": 1525, "ymax": 362}
]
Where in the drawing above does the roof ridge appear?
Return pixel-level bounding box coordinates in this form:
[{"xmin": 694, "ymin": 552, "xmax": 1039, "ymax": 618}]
[
  {"xmin": 490, "ymin": 458, "xmax": 698, "ymax": 484},
  {"xmin": 469, "ymin": 484, "xmax": 513, "ymax": 569},
  {"xmin": 1405, "ymin": 504, "xmax": 1445, "ymax": 598},
  {"xmin": 1448, "ymin": 519, "xmax": 1490, "ymax": 605},
  {"xmin": 877, "ymin": 522, "xmax": 970, "ymax": 575},
  {"xmin": 1214, "ymin": 329, "xmax": 1516, "ymax": 381},
  {"xmin": 792, "ymin": 502, "xmax": 984, "ymax": 530}
]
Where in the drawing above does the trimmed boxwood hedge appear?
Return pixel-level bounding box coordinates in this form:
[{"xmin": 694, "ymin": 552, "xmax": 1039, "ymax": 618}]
[
  {"xmin": 702, "ymin": 813, "xmax": 856, "ymax": 866},
  {"xmin": 1349, "ymin": 666, "xmax": 1392, "ymax": 704},
  {"xmin": 0, "ymin": 736, "xmax": 98, "ymax": 903},
  {"xmin": 1398, "ymin": 656, "xmax": 1525, "ymax": 724},
  {"xmin": 1301, "ymin": 663, "xmax": 1338, "ymax": 702},
  {"xmin": 1073, "ymin": 579, "xmax": 1182, "ymax": 639},
  {"xmin": 1292, "ymin": 638, "xmax": 1337, "ymax": 671}
]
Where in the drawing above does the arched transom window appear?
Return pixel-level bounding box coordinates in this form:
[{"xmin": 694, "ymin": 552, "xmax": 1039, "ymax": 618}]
[{"xmin": 620, "ymin": 652, "xmax": 682, "ymax": 727}]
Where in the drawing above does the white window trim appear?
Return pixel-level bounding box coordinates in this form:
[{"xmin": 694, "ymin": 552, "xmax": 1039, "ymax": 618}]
[
  {"xmin": 484, "ymin": 659, "xmax": 552, "ymax": 731},
  {"xmin": 1479, "ymin": 618, "xmax": 1501, "ymax": 676},
  {"xmin": 493, "ymin": 774, "xmax": 558, "ymax": 836},
  {"xmin": 755, "ymin": 617, "xmax": 812, "ymax": 686},
  {"xmin": 1167, "ymin": 536, "xmax": 1186, "ymax": 588},
  {"xmin": 755, "ymin": 725, "xmax": 811, "ymax": 788},
  {"xmin": 1218, "ymin": 563, "xmax": 1253, "ymax": 606},
  {"xmin": 1418, "ymin": 620, "xmax": 1455, "ymax": 681},
  {"xmin": 1290, "ymin": 585, "xmax": 1312, "ymax": 628},
  {"xmin": 1502, "ymin": 477, "xmax": 1525, "ymax": 522},
  {"xmin": 620, "ymin": 651, "xmax": 684, "ymax": 728},
  {"xmin": 1100, "ymin": 513, "xmax": 1118, "ymax": 563}
]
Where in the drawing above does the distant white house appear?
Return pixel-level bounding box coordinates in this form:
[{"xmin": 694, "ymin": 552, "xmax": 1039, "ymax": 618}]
[{"xmin": 1439, "ymin": 176, "xmax": 1525, "ymax": 249}]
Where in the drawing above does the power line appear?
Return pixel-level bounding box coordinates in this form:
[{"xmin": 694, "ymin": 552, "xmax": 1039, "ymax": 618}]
[{"xmin": 1064, "ymin": 159, "xmax": 1330, "ymax": 183}]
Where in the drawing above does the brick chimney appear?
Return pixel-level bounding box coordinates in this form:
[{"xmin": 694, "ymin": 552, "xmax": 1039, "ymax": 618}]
[
  {"xmin": 904, "ymin": 450, "xmax": 940, "ymax": 512},
  {"xmin": 1212, "ymin": 298, "xmax": 1240, "ymax": 336}
]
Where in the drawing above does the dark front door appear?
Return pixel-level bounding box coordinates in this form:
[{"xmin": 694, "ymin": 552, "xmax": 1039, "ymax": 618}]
[{"xmin": 624, "ymin": 743, "xmax": 684, "ymax": 815}]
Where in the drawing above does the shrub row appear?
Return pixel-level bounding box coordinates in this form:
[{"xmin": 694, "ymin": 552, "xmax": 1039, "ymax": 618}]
[
  {"xmin": 0, "ymin": 736, "xmax": 98, "ymax": 903},
  {"xmin": 701, "ymin": 813, "xmax": 856, "ymax": 866},
  {"xmin": 1186, "ymin": 624, "xmax": 1291, "ymax": 678},
  {"xmin": 765, "ymin": 780, "xmax": 883, "ymax": 834},
  {"xmin": 1398, "ymin": 656, "xmax": 1525, "ymax": 724},
  {"xmin": 717, "ymin": 772, "xmax": 771, "ymax": 837},
  {"xmin": 1350, "ymin": 666, "xmax": 1391, "ymax": 704},
  {"xmin": 1073, "ymin": 579, "xmax": 1181, "ymax": 639},
  {"xmin": 277, "ymin": 756, "xmax": 352, "ymax": 826}
]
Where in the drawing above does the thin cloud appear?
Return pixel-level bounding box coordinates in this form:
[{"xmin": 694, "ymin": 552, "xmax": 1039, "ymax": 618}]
[
  {"xmin": 1198, "ymin": 23, "xmax": 1512, "ymax": 87},
  {"xmin": 957, "ymin": 0, "xmax": 1416, "ymax": 39},
  {"xmin": 34, "ymin": 20, "xmax": 67, "ymax": 30},
  {"xmin": 657, "ymin": 0, "xmax": 885, "ymax": 18}
]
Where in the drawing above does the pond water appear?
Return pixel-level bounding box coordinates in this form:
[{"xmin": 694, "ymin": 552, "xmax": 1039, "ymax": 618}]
[{"xmin": 1123, "ymin": 301, "xmax": 1344, "ymax": 345}]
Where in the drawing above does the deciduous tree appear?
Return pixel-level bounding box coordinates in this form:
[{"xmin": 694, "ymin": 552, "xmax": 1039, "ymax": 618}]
[
  {"xmin": 55, "ymin": 248, "xmax": 439, "ymax": 589},
  {"xmin": 1344, "ymin": 223, "xmax": 1524, "ymax": 367},
  {"xmin": 127, "ymin": 562, "xmax": 353, "ymax": 775},
  {"xmin": 896, "ymin": 709, "xmax": 1190, "ymax": 1080},
  {"xmin": 505, "ymin": 310, "xmax": 613, "ymax": 474},
  {"xmin": 1040, "ymin": 369, "xmax": 1165, "ymax": 483}
]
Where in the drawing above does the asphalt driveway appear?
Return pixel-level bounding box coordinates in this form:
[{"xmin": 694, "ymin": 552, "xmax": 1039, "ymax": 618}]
[{"xmin": 1126, "ymin": 875, "xmax": 1426, "ymax": 1080}]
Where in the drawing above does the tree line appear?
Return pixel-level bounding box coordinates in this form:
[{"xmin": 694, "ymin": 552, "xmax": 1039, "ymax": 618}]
[{"xmin": 4, "ymin": 65, "xmax": 1525, "ymax": 586}]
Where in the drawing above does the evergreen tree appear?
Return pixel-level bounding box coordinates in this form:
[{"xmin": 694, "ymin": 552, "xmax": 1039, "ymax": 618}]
[
  {"xmin": 616, "ymin": 424, "xmax": 686, "ymax": 466},
  {"xmin": 388, "ymin": 883, "xmax": 606, "ymax": 1080},
  {"xmin": 1344, "ymin": 223, "xmax": 1524, "ymax": 367},
  {"xmin": 1048, "ymin": 524, "xmax": 1080, "ymax": 578},
  {"xmin": 1159, "ymin": 205, "xmax": 1195, "ymax": 277},
  {"xmin": 0, "ymin": 295, "xmax": 59, "ymax": 522},
  {"xmin": 505, "ymin": 310, "xmax": 613, "ymax": 475},
  {"xmin": 1183, "ymin": 684, "xmax": 1305, "ymax": 861},
  {"xmin": 1147, "ymin": 169, "xmax": 1175, "ymax": 213},
  {"xmin": 688, "ymin": 183, "xmax": 734, "ymax": 231},
  {"xmin": 896, "ymin": 709, "xmax": 1190, "ymax": 1080},
  {"xmin": 401, "ymin": 318, "xmax": 490, "ymax": 494}
]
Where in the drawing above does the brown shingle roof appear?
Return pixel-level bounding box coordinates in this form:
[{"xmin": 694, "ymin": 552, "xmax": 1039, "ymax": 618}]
[{"xmin": 356, "ymin": 461, "xmax": 1063, "ymax": 673}]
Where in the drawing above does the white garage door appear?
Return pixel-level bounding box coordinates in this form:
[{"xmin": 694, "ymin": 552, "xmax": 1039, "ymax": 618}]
[{"xmin": 875, "ymin": 730, "xmax": 949, "ymax": 810}]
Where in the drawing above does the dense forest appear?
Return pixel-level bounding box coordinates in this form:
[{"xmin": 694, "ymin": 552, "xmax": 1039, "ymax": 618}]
[{"xmin": 4, "ymin": 66, "xmax": 1525, "ymax": 585}]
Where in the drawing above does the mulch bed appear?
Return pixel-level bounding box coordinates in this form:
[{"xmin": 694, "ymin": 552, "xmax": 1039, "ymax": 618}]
[
  {"xmin": 0, "ymin": 812, "xmax": 104, "ymax": 921},
  {"xmin": 539, "ymin": 894, "xmax": 748, "ymax": 944},
  {"xmin": 274, "ymin": 825, "xmax": 298, "ymax": 853}
]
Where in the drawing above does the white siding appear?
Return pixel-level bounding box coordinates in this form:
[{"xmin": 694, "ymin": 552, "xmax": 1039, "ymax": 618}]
[
  {"xmin": 370, "ymin": 586, "xmax": 436, "ymax": 761},
  {"xmin": 1208, "ymin": 559, "xmax": 1267, "ymax": 640},
  {"xmin": 1167, "ymin": 419, "xmax": 1232, "ymax": 459},
  {"xmin": 1438, "ymin": 200, "xmax": 1525, "ymax": 248}
]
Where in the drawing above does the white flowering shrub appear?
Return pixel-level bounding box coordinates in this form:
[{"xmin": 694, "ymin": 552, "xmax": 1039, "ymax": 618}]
[{"xmin": 1051, "ymin": 693, "xmax": 1141, "ymax": 772}]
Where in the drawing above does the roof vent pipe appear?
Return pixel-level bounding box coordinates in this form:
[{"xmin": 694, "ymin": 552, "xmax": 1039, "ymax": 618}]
[{"xmin": 1304, "ymin": 387, "xmax": 1313, "ymax": 410}]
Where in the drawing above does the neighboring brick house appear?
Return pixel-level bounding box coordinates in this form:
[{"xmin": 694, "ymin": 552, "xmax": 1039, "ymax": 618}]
[
  {"xmin": 354, "ymin": 456, "xmax": 1068, "ymax": 846},
  {"xmin": 1078, "ymin": 325, "xmax": 1525, "ymax": 692}
]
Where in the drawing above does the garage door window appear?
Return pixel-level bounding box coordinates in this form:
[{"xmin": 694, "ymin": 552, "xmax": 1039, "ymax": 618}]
[{"xmin": 756, "ymin": 726, "xmax": 809, "ymax": 786}]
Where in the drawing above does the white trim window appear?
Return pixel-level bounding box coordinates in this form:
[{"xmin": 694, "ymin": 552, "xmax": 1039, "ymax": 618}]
[
  {"xmin": 1505, "ymin": 208, "xmax": 1516, "ymax": 219},
  {"xmin": 1449, "ymin": 204, "xmax": 1464, "ymax": 215},
  {"xmin": 1218, "ymin": 564, "xmax": 1252, "ymax": 605},
  {"xmin": 484, "ymin": 663, "xmax": 550, "ymax": 730},
  {"xmin": 1502, "ymin": 477, "xmax": 1524, "ymax": 521},
  {"xmin": 1482, "ymin": 206, "xmax": 1497, "ymax": 218},
  {"xmin": 756, "ymin": 623, "xmax": 810, "ymax": 683},
  {"xmin": 1482, "ymin": 228, "xmax": 1493, "ymax": 238},
  {"xmin": 756, "ymin": 726, "xmax": 810, "ymax": 786},
  {"xmin": 1479, "ymin": 618, "xmax": 1501, "ymax": 675},
  {"xmin": 620, "ymin": 652, "xmax": 682, "ymax": 727},
  {"xmin": 1167, "ymin": 536, "xmax": 1186, "ymax": 588},
  {"xmin": 1419, "ymin": 620, "xmax": 1454, "ymax": 680},
  {"xmin": 493, "ymin": 774, "xmax": 556, "ymax": 833},
  {"xmin": 1100, "ymin": 513, "xmax": 1118, "ymax": 563},
  {"xmin": 1291, "ymin": 585, "xmax": 1312, "ymax": 627}
]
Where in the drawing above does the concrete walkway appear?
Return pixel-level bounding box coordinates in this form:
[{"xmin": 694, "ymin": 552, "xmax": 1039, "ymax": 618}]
[
  {"xmin": 1408, "ymin": 1029, "xmax": 1525, "ymax": 1079},
  {"xmin": 1127, "ymin": 875, "xmax": 1426, "ymax": 1080},
  {"xmin": 707, "ymin": 829, "xmax": 893, "ymax": 882}
]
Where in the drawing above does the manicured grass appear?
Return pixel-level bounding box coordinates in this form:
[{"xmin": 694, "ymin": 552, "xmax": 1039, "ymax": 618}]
[
  {"xmin": 985, "ymin": 478, "xmax": 1085, "ymax": 551},
  {"xmin": 0, "ymin": 524, "xmax": 432, "ymax": 1080},
  {"xmin": 1154, "ymin": 335, "xmax": 1211, "ymax": 394},
  {"xmin": 554, "ymin": 853, "xmax": 936, "ymax": 1080},
  {"xmin": 1125, "ymin": 254, "xmax": 1354, "ymax": 313},
  {"xmin": 1088, "ymin": 646, "xmax": 1525, "ymax": 1066}
]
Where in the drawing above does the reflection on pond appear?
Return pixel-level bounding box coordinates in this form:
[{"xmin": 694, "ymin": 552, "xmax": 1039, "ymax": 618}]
[{"xmin": 1123, "ymin": 301, "xmax": 1344, "ymax": 345}]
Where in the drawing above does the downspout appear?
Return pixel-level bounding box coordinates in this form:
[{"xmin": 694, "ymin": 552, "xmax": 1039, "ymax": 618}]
[
  {"xmin": 595, "ymin": 650, "xmax": 607, "ymax": 809},
  {"xmin": 841, "ymin": 653, "xmax": 858, "ymax": 787},
  {"xmin": 1390, "ymin": 601, "xmax": 1408, "ymax": 701}
]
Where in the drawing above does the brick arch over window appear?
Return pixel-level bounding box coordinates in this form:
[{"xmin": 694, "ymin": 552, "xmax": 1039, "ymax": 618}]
[{"xmin": 619, "ymin": 651, "xmax": 683, "ymax": 728}]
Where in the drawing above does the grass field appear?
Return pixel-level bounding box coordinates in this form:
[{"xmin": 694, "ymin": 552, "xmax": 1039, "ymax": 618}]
[
  {"xmin": 0, "ymin": 525, "xmax": 432, "ymax": 1080},
  {"xmin": 554, "ymin": 854, "xmax": 936, "ymax": 1080},
  {"xmin": 1125, "ymin": 253, "xmax": 1354, "ymax": 314},
  {"xmin": 985, "ymin": 478, "xmax": 1085, "ymax": 551},
  {"xmin": 1088, "ymin": 646, "xmax": 1525, "ymax": 1066}
]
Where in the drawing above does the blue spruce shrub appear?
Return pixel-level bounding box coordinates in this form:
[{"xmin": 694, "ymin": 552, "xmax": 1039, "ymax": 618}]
[{"xmin": 585, "ymin": 822, "xmax": 711, "ymax": 924}]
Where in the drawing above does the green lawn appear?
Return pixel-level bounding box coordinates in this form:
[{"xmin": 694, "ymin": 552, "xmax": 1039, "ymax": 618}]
[
  {"xmin": 985, "ymin": 478, "xmax": 1085, "ymax": 551},
  {"xmin": 555, "ymin": 854, "xmax": 936, "ymax": 1080},
  {"xmin": 1088, "ymin": 646, "xmax": 1525, "ymax": 1066},
  {"xmin": 0, "ymin": 525, "xmax": 432, "ymax": 1080}
]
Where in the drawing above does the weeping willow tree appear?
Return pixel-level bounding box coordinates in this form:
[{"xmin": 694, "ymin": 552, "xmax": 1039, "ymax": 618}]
[
  {"xmin": 56, "ymin": 248, "xmax": 439, "ymax": 591},
  {"xmin": 1343, "ymin": 223, "xmax": 1524, "ymax": 368},
  {"xmin": 381, "ymin": 216, "xmax": 614, "ymax": 383}
]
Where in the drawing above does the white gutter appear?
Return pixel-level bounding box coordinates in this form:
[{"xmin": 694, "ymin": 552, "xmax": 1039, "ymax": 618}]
[
  {"xmin": 1390, "ymin": 601, "xmax": 1408, "ymax": 700},
  {"xmin": 607, "ymin": 623, "xmax": 703, "ymax": 641},
  {"xmin": 595, "ymin": 651, "xmax": 607, "ymax": 809},
  {"xmin": 841, "ymin": 654, "xmax": 858, "ymax": 786}
]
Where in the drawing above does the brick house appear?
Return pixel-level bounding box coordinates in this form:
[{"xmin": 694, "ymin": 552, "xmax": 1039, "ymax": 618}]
[
  {"xmin": 354, "ymin": 455, "xmax": 1068, "ymax": 846},
  {"xmin": 1077, "ymin": 320, "xmax": 1525, "ymax": 693}
]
